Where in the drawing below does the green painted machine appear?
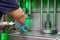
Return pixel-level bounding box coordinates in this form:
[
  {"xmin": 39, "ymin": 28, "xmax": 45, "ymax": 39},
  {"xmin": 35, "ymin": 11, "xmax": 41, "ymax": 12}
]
[
  {"xmin": 18, "ymin": 0, "xmax": 34, "ymax": 34},
  {"xmin": 40, "ymin": 0, "xmax": 58, "ymax": 34},
  {"xmin": 0, "ymin": 22, "xmax": 15, "ymax": 40},
  {"xmin": 1, "ymin": 33, "xmax": 9, "ymax": 40},
  {"xmin": 0, "ymin": 13, "xmax": 15, "ymax": 40},
  {"xmin": 18, "ymin": 0, "xmax": 36, "ymax": 15}
]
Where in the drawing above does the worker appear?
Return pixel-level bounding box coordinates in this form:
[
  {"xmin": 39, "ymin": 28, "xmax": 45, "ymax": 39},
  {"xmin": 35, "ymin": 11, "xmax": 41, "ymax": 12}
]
[{"xmin": 0, "ymin": 0, "xmax": 30, "ymax": 34}]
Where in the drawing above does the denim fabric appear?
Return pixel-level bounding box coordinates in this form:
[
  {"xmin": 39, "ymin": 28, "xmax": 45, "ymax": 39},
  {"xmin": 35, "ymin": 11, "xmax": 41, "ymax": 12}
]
[{"xmin": 0, "ymin": 0, "xmax": 19, "ymax": 14}]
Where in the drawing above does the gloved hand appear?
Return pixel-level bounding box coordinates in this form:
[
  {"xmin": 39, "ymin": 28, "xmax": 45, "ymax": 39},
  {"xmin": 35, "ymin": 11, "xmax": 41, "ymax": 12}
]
[{"xmin": 20, "ymin": 24, "xmax": 31, "ymax": 35}]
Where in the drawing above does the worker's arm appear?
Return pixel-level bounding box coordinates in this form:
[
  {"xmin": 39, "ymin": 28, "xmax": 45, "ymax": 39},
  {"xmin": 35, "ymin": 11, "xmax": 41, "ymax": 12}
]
[
  {"xmin": 9, "ymin": 7, "xmax": 25, "ymax": 24},
  {"xmin": 9, "ymin": 7, "xmax": 31, "ymax": 33}
]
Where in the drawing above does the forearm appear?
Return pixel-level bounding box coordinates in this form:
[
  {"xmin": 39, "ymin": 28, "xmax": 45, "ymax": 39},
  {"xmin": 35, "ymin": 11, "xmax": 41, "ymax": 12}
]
[{"xmin": 9, "ymin": 7, "xmax": 25, "ymax": 24}]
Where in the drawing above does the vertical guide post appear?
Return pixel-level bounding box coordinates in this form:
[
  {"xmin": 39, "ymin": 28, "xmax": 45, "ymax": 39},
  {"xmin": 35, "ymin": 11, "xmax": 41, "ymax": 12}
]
[
  {"xmin": 47, "ymin": 0, "xmax": 50, "ymax": 21},
  {"xmin": 47, "ymin": 0, "xmax": 51, "ymax": 28},
  {"xmin": 54, "ymin": 0, "xmax": 57, "ymax": 30},
  {"xmin": 47, "ymin": 0, "xmax": 49, "ymax": 13},
  {"xmin": 40, "ymin": 0, "xmax": 43, "ymax": 29},
  {"xmin": 29, "ymin": 0, "xmax": 31, "ymax": 15},
  {"xmin": 24, "ymin": 0, "xmax": 26, "ymax": 13}
]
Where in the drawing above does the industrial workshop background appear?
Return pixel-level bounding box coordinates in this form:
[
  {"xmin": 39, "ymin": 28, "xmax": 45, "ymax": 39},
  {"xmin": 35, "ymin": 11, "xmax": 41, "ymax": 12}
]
[{"xmin": 1, "ymin": 0, "xmax": 60, "ymax": 40}]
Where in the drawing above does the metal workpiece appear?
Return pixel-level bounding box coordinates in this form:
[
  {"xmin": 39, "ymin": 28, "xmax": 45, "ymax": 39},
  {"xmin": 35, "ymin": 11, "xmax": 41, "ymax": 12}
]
[{"xmin": 0, "ymin": 22, "xmax": 16, "ymax": 34}]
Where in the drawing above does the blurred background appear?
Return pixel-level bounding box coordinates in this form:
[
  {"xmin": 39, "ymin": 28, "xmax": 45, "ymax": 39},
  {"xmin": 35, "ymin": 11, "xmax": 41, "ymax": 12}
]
[{"xmin": 1, "ymin": 0, "xmax": 60, "ymax": 40}]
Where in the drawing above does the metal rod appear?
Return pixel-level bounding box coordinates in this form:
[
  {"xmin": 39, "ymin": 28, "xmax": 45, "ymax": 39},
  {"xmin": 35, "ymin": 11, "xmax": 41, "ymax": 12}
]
[
  {"xmin": 24, "ymin": 0, "xmax": 26, "ymax": 13},
  {"xmin": 47, "ymin": 0, "xmax": 50, "ymax": 14},
  {"xmin": 47, "ymin": 0, "xmax": 50, "ymax": 21},
  {"xmin": 40, "ymin": 0, "xmax": 43, "ymax": 28},
  {"xmin": 29, "ymin": 0, "xmax": 31, "ymax": 15},
  {"xmin": 46, "ymin": 0, "xmax": 52, "ymax": 28},
  {"xmin": 54, "ymin": 0, "xmax": 57, "ymax": 29}
]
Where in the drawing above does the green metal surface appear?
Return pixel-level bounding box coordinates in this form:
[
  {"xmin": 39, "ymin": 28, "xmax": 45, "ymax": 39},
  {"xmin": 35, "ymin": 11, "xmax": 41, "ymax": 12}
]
[
  {"xmin": 7, "ymin": 14, "xmax": 15, "ymax": 22},
  {"xmin": 40, "ymin": 0, "xmax": 57, "ymax": 34},
  {"xmin": 54, "ymin": 0, "xmax": 57, "ymax": 29},
  {"xmin": 25, "ymin": 0, "xmax": 30, "ymax": 14},
  {"xmin": 40, "ymin": 0, "xmax": 43, "ymax": 28},
  {"xmin": 32, "ymin": 0, "xmax": 36, "ymax": 10},
  {"xmin": 26, "ymin": 0, "xmax": 29, "ymax": 8},
  {"xmin": 1, "ymin": 33, "xmax": 9, "ymax": 40},
  {"xmin": 46, "ymin": 0, "xmax": 51, "ymax": 28},
  {"xmin": 18, "ymin": 0, "xmax": 25, "ymax": 11},
  {"xmin": 19, "ymin": 0, "xmax": 25, "ymax": 11},
  {"xmin": 18, "ymin": 0, "xmax": 31, "ymax": 15},
  {"xmin": 25, "ymin": 18, "xmax": 33, "ymax": 35},
  {"xmin": 26, "ymin": 18, "xmax": 33, "ymax": 28}
]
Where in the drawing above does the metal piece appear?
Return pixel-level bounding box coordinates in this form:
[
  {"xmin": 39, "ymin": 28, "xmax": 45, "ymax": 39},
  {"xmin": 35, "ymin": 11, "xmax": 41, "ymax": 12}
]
[{"xmin": 40, "ymin": 0, "xmax": 43, "ymax": 29}]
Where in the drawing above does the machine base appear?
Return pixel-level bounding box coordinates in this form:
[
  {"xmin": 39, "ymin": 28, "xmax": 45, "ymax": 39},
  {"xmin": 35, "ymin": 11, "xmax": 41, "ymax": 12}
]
[{"xmin": 40, "ymin": 29, "xmax": 57, "ymax": 34}]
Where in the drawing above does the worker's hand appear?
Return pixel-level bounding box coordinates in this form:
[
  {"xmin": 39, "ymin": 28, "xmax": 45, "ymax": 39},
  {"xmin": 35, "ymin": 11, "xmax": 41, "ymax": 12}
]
[
  {"xmin": 20, "ymin": 24, "xmax": 31, "ymax": 35},
  {"xmin": 24, "ymin": 24, "xmax": 31, "ymax": 31},
  {"xmin": 20, "ymin": 26, "xmax": 27, "ymax": 35}
]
